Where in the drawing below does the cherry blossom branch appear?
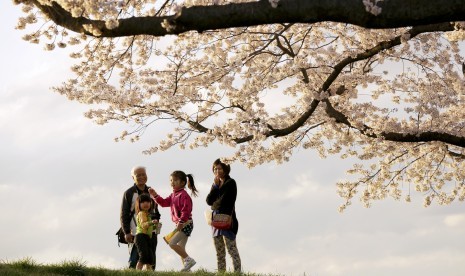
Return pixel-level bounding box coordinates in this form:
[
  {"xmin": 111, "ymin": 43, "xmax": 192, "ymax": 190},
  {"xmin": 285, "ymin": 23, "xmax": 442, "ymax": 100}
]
[
  {"xmin": 146, "ymin": 23, "xmax": 457, "ymax": 146},
  {"xmin": 18, "ymin": 0, "xmax": 465, "ymax": 37}
]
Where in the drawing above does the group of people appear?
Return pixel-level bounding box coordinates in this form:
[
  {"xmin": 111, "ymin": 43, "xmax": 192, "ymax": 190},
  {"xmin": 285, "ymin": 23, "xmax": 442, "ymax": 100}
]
[{"xmin": 119, "ymin": 158, "xmax": 242, "ymax": 272}]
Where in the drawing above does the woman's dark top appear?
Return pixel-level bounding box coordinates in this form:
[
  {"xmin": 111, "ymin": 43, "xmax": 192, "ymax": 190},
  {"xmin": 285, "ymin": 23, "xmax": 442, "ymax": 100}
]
[{"xmin": 206, "ymin": 176, "xmax": 239, "ymax": 236}]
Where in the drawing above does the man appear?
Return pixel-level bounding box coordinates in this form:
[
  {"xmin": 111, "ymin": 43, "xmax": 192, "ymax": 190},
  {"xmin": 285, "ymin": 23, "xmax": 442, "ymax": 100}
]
[{"xmin": 120, "ymin": 166, "xmax": 161, "ymax": 270}]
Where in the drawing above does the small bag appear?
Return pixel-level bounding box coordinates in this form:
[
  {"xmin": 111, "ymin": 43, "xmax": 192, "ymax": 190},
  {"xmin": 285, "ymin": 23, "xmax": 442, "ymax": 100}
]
[
  {"xmin": 211, "ymin": 213, "xmax": 232, "ymax": 230},
  {"xmin": 116, "ymin": 227, "xmax": 127, "ymax": 246},
  {"xmin": 205, "ymin": 209, "xmax": 234, "ymax": 230},
  {"xmin": 117, "ymin": 210, "xmax": 137, "ymax": 247}
]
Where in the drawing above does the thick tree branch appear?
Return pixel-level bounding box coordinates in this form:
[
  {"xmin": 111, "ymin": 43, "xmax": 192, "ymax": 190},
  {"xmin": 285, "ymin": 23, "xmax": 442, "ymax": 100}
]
[{"xmin": 21, "ymin": 0, "xmax": 465, "ymax": 37}]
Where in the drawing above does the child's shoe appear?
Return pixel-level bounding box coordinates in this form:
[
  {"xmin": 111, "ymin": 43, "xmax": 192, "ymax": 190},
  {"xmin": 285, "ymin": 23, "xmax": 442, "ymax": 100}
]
[{"xmin": 181, "ymin": 256, "xmax": 196, "ymax": 272}]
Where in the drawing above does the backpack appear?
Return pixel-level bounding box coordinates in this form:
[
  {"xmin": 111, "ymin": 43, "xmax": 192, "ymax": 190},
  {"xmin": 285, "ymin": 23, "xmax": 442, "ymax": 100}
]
[{"xmin": 116, "ymin": 227, "xmax": 127, "ymax": 245}]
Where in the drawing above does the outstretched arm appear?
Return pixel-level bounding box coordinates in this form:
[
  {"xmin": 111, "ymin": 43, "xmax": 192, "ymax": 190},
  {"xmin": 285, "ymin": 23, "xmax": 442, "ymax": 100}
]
[{"xmin": 149, "ymin": 189, "xmax": 172, "ymax": 208}]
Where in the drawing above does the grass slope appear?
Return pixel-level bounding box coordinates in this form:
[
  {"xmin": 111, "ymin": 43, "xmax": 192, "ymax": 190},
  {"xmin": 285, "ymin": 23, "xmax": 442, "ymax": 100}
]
[{"xmin": 0, "ymin": 257, "xmax": 276, "ymax": 276}]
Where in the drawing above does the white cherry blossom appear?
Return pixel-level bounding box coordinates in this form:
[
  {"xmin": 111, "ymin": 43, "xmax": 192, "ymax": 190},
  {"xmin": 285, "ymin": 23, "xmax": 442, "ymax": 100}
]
[{"xmin": 12, "ymin": 0, "xmax": 465, "ymax": 210}]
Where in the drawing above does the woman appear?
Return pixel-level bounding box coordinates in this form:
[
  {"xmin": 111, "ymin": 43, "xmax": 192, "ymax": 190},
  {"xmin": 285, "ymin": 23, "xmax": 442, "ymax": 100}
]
[{"xmin": 206, "ymin": 158, "xmax": 241, "ymax": 273}]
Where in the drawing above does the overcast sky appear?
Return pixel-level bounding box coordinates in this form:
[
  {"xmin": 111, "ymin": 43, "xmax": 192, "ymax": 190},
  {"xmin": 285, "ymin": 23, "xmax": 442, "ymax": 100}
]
[{"xmin": 2, "ymin": 2, "xmax": 465, "ymax": 276}]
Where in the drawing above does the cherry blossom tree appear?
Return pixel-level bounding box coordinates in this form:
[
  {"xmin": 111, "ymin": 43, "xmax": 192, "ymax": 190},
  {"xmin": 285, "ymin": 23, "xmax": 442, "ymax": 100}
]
[{"xmin": 13, "ymin": 0, "xmax": 465, "ymax": 210}]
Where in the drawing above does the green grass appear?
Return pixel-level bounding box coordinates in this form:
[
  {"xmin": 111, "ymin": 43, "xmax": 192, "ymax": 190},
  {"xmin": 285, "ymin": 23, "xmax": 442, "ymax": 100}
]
[{"xmin": 0, "ymin": 257, "xmax": 277, "ymax": 276}]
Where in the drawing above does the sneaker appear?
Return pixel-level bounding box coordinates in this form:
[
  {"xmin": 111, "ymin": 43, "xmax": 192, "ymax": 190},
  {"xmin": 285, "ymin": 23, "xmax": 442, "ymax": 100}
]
[
  {"xmin": 181, "ymin": 258, "xmax": 190, "ymax": 272},
  {"xmin": 181, "ymin": 257, "xmax": 196, "ymax": 272}
]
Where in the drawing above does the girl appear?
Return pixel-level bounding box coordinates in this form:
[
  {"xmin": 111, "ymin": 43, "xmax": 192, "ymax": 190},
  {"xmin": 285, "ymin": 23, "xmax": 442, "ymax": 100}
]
[
  {"xmin": 148, "ymin": 170, "xmax": 199, "ymax": 272},
  {"xmin": 134, "ymin": 193, "xmax": 158, "ymax": 270}
]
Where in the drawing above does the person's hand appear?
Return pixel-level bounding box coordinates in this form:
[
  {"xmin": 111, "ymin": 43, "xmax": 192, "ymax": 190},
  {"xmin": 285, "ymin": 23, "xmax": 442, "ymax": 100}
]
[
  {"xmin": 176, "ymin": 222, "xmax": 183, "ymax": 231},
  {"xmin": 148, "ymin": 187, "xmax": 157, "ymax": 197},
  {"xmin": 213, "ymin": 176, "xmax": 220, "ymax": 185},
  {"xmin": 125, "ymin": 233, "xmax": 134, "ymax": 243}
]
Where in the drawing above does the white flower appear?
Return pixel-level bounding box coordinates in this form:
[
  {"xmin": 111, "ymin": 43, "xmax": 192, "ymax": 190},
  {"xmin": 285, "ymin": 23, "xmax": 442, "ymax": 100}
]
[
  {"xmin": 105, "ymin": 19, "xmax": 119, "ymax": 30},
  {"xmin": 44, "ymin": 43, "xmax": 55, "ymax": 51},
  {"xmin": 269, "ymin": 0, "xmax": 279, "ymax": 8},
  {"xmin": 161, "ymin": 19, "xmax": 176, "ymax": 32},
  {"xmin": 362, "ymin": 0, "xmax": 383, "ymax": 16}
]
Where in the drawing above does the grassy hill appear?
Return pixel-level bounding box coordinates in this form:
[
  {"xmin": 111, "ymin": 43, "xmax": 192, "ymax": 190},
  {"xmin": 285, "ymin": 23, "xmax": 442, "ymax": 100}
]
[{"xmin": 0, "ymin": 257, "xmax": 274, "ymax": 276}]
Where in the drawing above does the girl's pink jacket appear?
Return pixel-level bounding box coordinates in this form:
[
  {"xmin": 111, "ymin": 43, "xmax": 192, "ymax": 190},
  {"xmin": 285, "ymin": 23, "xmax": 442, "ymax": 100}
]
[{"xmin": 151, "ymin": 188, "xmax": 193, "ymax": 224}]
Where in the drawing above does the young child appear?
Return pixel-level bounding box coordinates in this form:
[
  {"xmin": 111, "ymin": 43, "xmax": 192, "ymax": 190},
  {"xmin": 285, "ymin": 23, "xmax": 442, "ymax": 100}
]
[
  {"xmin": 148, "ymin": 170, "xmax": 199, "ymax": 272},
  {"xmin": 134, "ymin": 193, "xmax": 158, "ymax": 270}
]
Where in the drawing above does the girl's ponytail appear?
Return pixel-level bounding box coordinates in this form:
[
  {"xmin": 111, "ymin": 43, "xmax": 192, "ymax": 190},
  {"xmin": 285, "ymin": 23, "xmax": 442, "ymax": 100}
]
[
  {"xmin": 171, "ymin": 170, "xmax": 199, "ymax": 197},
  {"xmin": 186, "ymin": 174, "xmax": 199, "ymax": 197}
]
